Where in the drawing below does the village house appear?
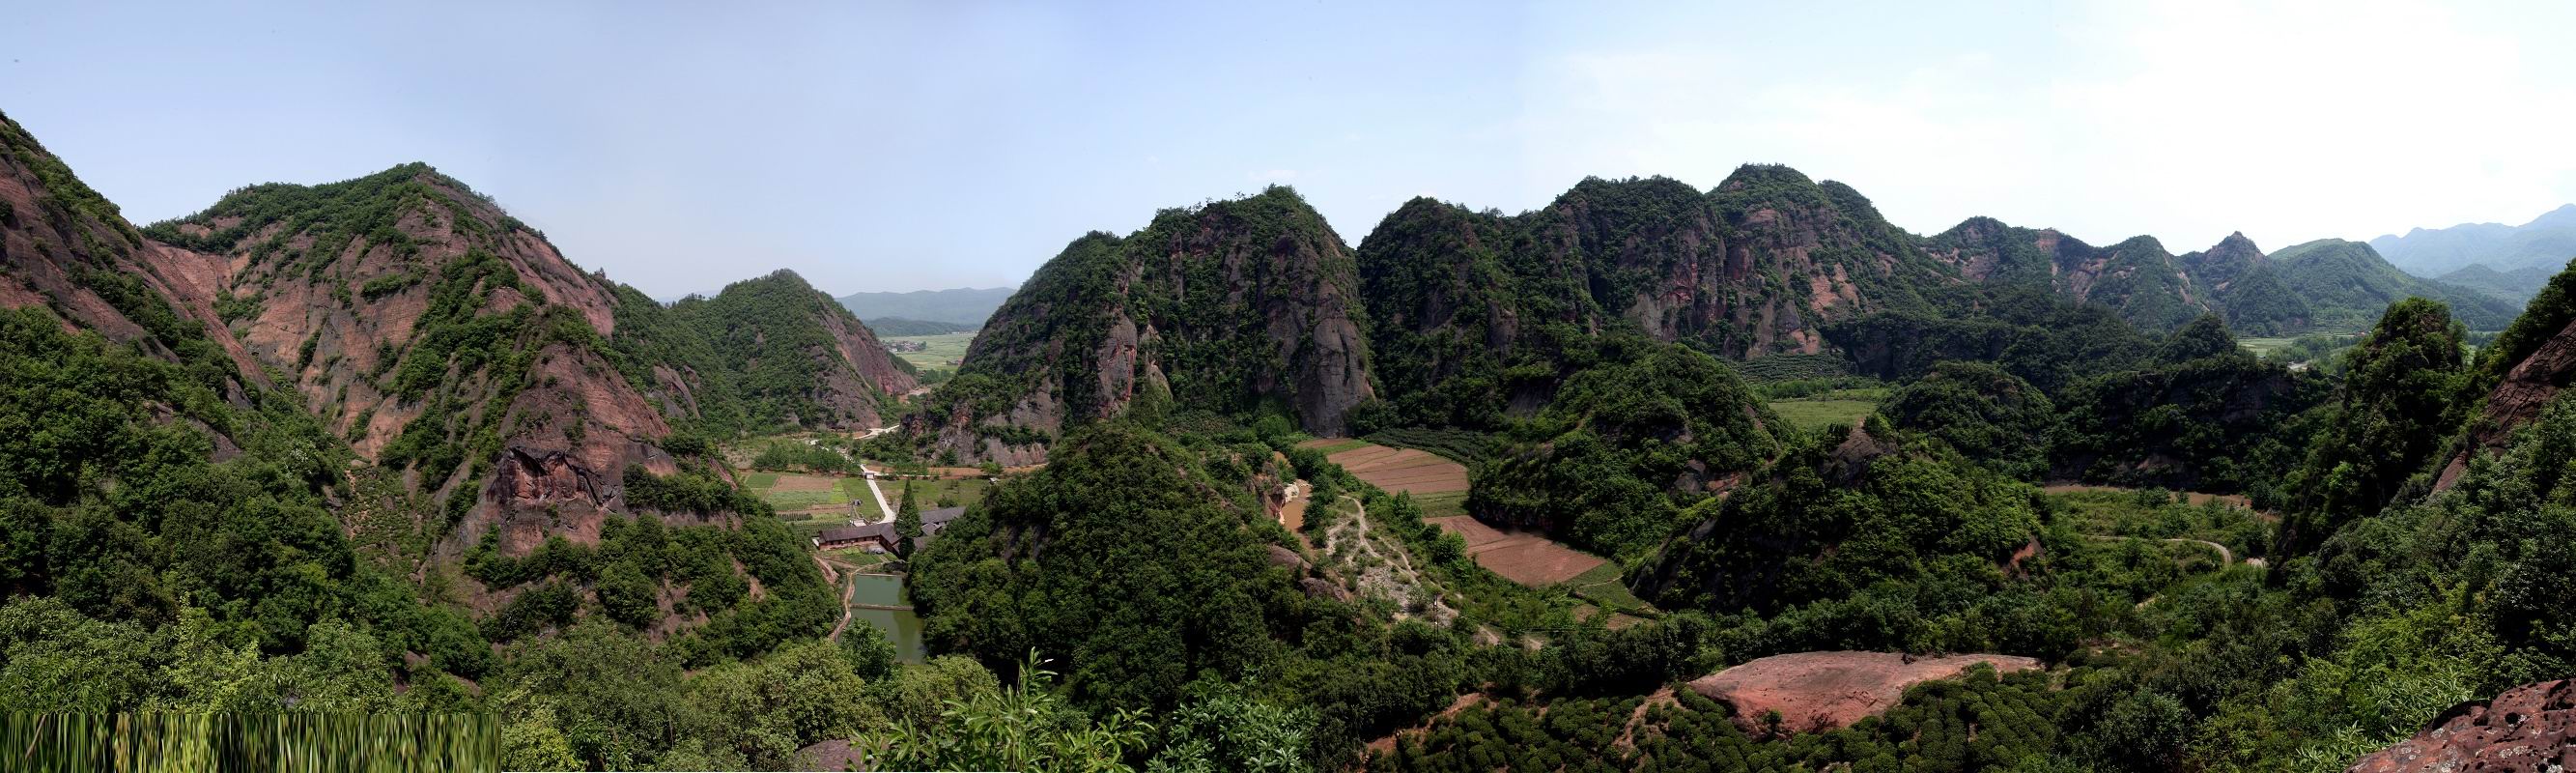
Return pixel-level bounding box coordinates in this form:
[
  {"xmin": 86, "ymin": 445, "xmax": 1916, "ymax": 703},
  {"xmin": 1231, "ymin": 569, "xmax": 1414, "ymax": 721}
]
[
  {"xmin": 812, "ymin": 506, "xmax": 971, "ymax": 553},
  {"xmin": 813, "ymin": 522, "xmax": 898, "ymax": 553}
]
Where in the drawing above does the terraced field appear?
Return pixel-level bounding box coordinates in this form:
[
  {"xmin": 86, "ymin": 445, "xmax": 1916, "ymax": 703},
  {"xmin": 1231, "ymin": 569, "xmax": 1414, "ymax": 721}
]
[
  {"xmin": 1303, "ymin": 439, "xmax": 1604, "ymax": 587},
  {"xmin": 1311, "ymin": 442, "xmax": 1470, "ymax": 496}
]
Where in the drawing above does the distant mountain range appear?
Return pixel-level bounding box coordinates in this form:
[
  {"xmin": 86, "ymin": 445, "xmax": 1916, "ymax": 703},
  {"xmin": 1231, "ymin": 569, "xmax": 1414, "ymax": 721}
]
[
  {"xmin": 2372, "ymin": 204, "xmax": 2576, "ymax": 300},
  {"xmin": 834, "ymin": 286, "xmax": 1014, "ymax": 328}
]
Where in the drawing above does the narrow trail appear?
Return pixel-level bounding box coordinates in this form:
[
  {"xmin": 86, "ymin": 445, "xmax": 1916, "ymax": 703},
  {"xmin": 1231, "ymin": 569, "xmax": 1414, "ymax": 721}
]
[
  {"xmin": 2080, "ymin": 533, "xmax": 2248, "ymax": 566},
  {"xmin": 1316, "ymin": 496, "xmax": 1458, "ymax": 623},
  {"xmin": 815, "ymin": 555, "xmax": 860, "ymax": 640}
]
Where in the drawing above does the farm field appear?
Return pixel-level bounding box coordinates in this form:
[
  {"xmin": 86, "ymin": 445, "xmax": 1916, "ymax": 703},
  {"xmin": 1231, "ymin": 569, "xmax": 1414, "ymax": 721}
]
[
  {"xmin": 1306, "ymin": 439, "xmax": 1605, "ymax": 587},
  {"xmin": 1767, "ymin": 398, "xmax": 1880, "ymax": 431},
  {"xmin": 744, "ymin": 472, "xmax": 870, "ymax": 516},
  {"xmin": 2237, "ymin": 336, "xmax": 2298, "ymax": 357},
  {"xmin": 881, "ymin": 476, "xmax": 992, "ymax": 511},
  {"xmin": 882, "ymin": 332, "xmax": 977, "ymax": 379},
  {"xmin": 1427, "ymin": 515, "xmax": 1606, "ymax": 586},
  {"xmin": 1306, "ymin": 440, "xmax": 1471, "ymax": 496}
]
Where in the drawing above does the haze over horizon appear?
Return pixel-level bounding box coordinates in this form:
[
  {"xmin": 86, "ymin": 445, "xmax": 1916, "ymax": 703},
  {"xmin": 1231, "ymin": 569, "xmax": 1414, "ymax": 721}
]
[{"xmin": 12, "ymin": 0, "xmax": 2573, "ymax": 299}]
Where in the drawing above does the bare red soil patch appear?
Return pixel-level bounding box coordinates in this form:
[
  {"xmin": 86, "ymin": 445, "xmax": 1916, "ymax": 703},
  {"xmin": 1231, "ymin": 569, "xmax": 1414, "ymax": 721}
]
[{"xmin": 1688, "ymin": 651, "xmax": 2041, "ymax": 733}]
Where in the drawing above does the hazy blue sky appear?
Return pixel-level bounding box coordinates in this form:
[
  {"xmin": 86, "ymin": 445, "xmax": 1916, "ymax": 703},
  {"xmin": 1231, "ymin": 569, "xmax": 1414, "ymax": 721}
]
[{"xmin": 12, "ymin": 1, "xmax": 2574, "ymax": 298}]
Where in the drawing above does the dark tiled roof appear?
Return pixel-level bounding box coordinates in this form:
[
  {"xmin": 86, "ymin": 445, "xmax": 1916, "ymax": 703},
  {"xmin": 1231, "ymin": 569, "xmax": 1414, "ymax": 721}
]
[
  {"xmin": 922, "ymin": 506, "xmax": 967, "ymax": 526},
  {"xmin": 817, "ymin": 523, "xmax": 896, "ymax": 543}
]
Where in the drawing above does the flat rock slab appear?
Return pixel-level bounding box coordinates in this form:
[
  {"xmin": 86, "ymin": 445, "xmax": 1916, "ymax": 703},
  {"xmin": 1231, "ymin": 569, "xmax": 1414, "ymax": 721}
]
[
  {"xmin": 2346, "ymin": 678, "xmax": 2574, "ymax": 772},
  {"xmin": 1688, "ymin": 651, "xmax": 2040, "ymax": 733}
]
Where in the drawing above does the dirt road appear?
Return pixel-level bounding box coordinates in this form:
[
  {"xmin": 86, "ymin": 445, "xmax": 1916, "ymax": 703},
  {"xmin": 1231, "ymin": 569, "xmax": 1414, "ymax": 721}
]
[{"xmin": 2081, "ymin": 533, "xmax": 2249, "ymax": 566}]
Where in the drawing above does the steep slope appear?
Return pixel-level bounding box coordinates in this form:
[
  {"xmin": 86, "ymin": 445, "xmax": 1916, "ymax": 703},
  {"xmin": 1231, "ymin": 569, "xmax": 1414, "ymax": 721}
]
[
  {"xmin": 2438, "ymin": 260, "xmax": 2576, "ymax": 489},
  {"xmin": 669, "ymin": 270, "xmax": 917, "ymax": 431},
  {"xmin": 2181, "ymin": 232, "xmax": 2310, "ymax": 335},
  {"xmin": 4, "ymin": 109, "xmax": 912, "ymax": 558},
  {"xmin": 1357, "ymin": 167, "xmax": 1951, "ymax": 428},
  {"xmin": 834, "ymin": 285, "xmax": 1014, "ymax": 327},
  {"xmin": 137, "ymin": 162, "xmax": 715, "ymax": 554},
  {"xmin": 0, "ymin": 113, "xmax": 268, "ymax": 397},
  {"xmin": 2266, "ymin": 239, "xmax": 2521, "ymax": 330},
  {"xmin": 911, "ymin": 186, "xmax": 1373, "ymax": 464},
  {"xmin": 2369, "ymin": 203, "xmax": 2576, "ymax": 276}
]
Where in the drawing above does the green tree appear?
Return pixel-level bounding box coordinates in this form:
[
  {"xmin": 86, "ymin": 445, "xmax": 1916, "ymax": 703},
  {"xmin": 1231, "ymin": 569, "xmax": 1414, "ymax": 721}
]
[
  {"xmin": 2281, "ymin": 298, "xmax": 2466, "ymax": 552},
  {"xmin": 2154, "ymin": 313, "xmax": 2241, "ymax": 364},
  {"xmin": 1879, "ymin": 361, "xmax": 2056, "ymax": 479},
  {"xmin": 856, "ymin": 651, "xmax": 1151, "ymax": 773},
  {"xmin": 595, "ymin": 560, "xmax": 661, "ymax": 629},
  {"xmin": 893, "ymin": 479, "xmax": 923, "ymax": 558}
]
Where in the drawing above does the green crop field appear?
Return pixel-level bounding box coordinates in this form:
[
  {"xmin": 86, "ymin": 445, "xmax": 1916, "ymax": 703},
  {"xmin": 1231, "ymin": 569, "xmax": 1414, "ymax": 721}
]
[
  {"xmin": 2238, "ymin": 337, "xmax": 2297, "ymax": 357},
  {"xmin": 885, "ymin": 332, "xmax": 977, "ymax": 378},
  {"xmin": 1768, "ymin": 398, "xmax": 1880, "ymax": 431}
]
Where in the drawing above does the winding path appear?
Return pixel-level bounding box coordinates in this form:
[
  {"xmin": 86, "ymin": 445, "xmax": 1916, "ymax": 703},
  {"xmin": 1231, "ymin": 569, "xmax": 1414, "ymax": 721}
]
[
  {"xmin": 2081, "ymin": 533, "xmax": 2248, "ymax": 566},
  {"xmin": 1316, "ymin": 496, "xmax": 1458, "ymax": 623},
  {"xmin": 815, "ymin": 555, "xmax": 860, "ymax": 640}
]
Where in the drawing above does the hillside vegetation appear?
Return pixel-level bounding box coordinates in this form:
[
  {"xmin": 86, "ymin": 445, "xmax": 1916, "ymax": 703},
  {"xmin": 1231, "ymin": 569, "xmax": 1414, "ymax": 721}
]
[{"xmin": 13, "ymin": 100, "xmax": 2576, "ymax": 771}]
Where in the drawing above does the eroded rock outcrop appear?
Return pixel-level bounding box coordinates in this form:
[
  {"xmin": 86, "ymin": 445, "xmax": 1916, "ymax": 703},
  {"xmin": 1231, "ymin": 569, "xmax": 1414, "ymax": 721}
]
[{"xmin": 2345, "ymin": 679, "xmax": 2575, "ymax": 772}]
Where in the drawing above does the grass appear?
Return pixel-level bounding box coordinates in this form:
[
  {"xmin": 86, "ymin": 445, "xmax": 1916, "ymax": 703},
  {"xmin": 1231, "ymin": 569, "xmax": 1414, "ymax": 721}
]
[
  {"xmin": 836, "ymin": 477, "xmax": 875, "ymax": 505},
  {"xmin": 885, "ymin": 332, "xmax": 977, "ymax": 379},
  {"xmin": 1299, "ymin": 438, "xmax": 1373, "ymax": 456},
  {"xmin": 2043, "ymin": 489, "xmax": 2270, "ymax": 558},
  {"xmin": 1561, "ymin": 562, "xmax": 1655, "ymax": 616},
  {"xmin": 2238, "ymin": 337, "xmax": 2298, "ymax": 357},
  {"xmin": 906, "ymin": 477, "xmax": 991, "ymax": 510},
  {"xmin": 1767, "ymin": 399, "xmax": 1881, "ymax": 431},
  {"xmin": 784, "ymin": 516, "xmax": 857, "ymax": 542},
  {"xmin": 1407, "ymin": 490, "xmax": 1469, "ymax": 520},
  {"xmin": 1363, "ymin": 428, "xmax": 1493, "ymax": 464},
  {"xmin": 741, "ymin": 472, "xmax": 779, "ymax": 489},
  {"xmin": 766, "ymin": 489, "xmax": 851, "ymax": 511},
  {"xmin": 1, "ymin": 712, "xmax": 498, "ymax": 772},
  {"xmin": 824, "ymin": 549, "xmax": 892, "ymax": 565}
]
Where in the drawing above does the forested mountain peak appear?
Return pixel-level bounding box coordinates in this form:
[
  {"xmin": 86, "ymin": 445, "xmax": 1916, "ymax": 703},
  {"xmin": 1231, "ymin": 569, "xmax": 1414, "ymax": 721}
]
[
  {"xmin": 907, "ymin": 186, "xmax": 1373, "ymax": 464},
  {"xmin": 2266, "ymin": 238, "xmax": 2521, "ymax": 329},
  {"xmin": 668, "ymin": 269, "xmax": 918, "ymax": 430}
]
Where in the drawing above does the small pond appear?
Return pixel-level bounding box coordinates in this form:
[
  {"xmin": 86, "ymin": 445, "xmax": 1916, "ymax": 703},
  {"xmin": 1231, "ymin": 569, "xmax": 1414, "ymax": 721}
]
[{"xmin": 848, "ymin": 573, "xmax": 925, "ymax": 663}]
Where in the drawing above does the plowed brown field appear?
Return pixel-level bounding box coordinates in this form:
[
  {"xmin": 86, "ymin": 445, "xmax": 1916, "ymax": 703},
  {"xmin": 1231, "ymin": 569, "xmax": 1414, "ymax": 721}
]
[{"xmin": 1304, "ymin": 439, "xmax": 1606, "ymax": 587}]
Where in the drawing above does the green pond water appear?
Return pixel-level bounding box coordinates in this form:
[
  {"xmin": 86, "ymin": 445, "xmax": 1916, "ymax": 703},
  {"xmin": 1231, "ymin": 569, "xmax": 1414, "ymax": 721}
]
[{"xmin": 848, "ymin": 573, "xmax": 925, "ymax": 663}]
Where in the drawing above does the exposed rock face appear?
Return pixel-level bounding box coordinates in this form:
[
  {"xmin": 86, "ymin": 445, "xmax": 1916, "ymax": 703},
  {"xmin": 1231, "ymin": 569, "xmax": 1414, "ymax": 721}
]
[
  {"xmin": 0, "ymin": 116, "xmax": 268, "ymax": 394},
  {"xmin": 1928, "ymin": 217, "xmax": 2216, "ymax": 332},
  {"xmin": 1687, "ymin": 652, "xmax": 2041, "ymax": 734},
  {"xmin": 1, "ymin": 109, "xmax": 912, "ymax": 558},
  {"xmin": 2440, "ymin": 313, "xmax": 2576, "ymax": 490},
  {"xmin": 2345, "ymin": 679, "xmax": 2575, "ymax": 772},
  {"xmin": 915, "ymin": 187, "xmax": 1373, "ymax": 463},
  {"xmin": 140, "ymin": 163, "xmax": 692, "ymax": 547},
  {"xmin": 1930, "ymin": 220, "xmax": 2330, "ymax": 335},
  {"xmin": 669, "ymin": 270, "xmax": 918, "ymax": 430},
  {"xmin": 1359, "ymin": 168, "xmax": 1950, "ymax": 375},
  {"xmin": 2183, "ymin": 231, "xmax": 2267, "ymax": 291}
]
